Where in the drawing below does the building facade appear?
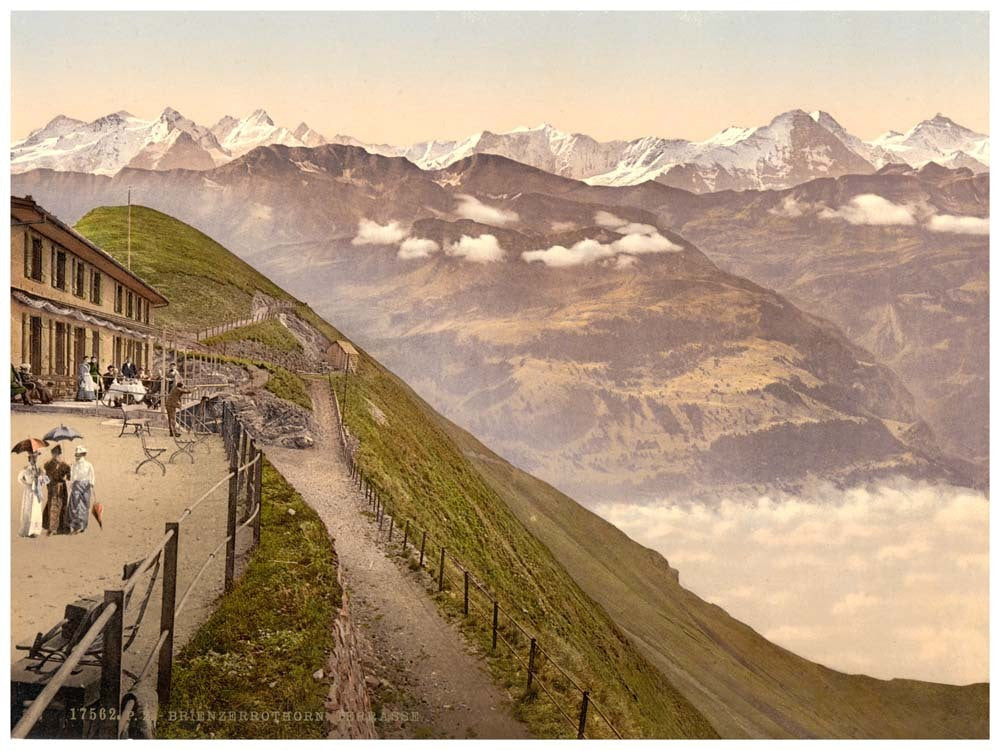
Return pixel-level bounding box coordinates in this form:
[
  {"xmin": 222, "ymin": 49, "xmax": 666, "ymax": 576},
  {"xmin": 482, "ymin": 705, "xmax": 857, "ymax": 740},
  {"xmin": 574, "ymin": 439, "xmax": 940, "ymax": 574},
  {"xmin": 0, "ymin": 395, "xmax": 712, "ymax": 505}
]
[{"xmin": 11, "ymin": 195, "xmax": 168, "ymax": 394}]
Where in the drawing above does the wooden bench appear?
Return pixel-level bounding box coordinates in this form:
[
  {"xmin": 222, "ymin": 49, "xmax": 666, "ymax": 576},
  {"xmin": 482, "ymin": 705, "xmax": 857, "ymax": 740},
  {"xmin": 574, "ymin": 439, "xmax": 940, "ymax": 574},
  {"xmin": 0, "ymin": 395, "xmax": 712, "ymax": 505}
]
[
  {"xmin": 136, "ymin": 426, "xmax": 167, "ymax": 476},
  {"xmin": 118, "ymin": 404, "xmax": 149, "ymax": 438}
]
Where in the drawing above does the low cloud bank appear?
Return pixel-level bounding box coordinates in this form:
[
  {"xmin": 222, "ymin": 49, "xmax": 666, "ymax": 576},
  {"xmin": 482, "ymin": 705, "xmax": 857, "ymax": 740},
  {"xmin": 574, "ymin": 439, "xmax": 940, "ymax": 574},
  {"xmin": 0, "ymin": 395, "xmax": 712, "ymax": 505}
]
[
  {"xmin": 398, "ymin": 236, "xmax": 440, "ymax": 259},
  {"xmin": 773, "ymin": 193, "xmax": 989, "ymax": 234},
  {"xmin": 522, "ymin": 211, "xmax": 683, "ymax": 267},
  {"xmin": 819, "ymin": 194, "xmax": 918, "ymax": 225},
  {"xmin": 455, "ymin": 194, "xmax": 519, "ymax": 226},
  {"xmin": 927, "ymin": 214, "xmax": 990, "ymax": 235},
  {"xmin": 446, "ymin": 233, "xmax": 505, "ymax": 263},
  {"xmin": 351, "ymin": 218, "xmax": 408, "ymax": 245},
  {"xmin": 594, "ymin": 480, "xmax": 988, "ymax": 685}
]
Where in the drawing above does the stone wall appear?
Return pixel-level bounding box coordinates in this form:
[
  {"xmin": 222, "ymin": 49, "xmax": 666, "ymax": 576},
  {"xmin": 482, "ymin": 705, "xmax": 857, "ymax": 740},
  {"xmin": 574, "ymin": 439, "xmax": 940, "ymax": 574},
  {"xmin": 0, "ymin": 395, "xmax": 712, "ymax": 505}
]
[{"xmin": 325, "ymin": 560, "xmax": 377, "ymax": 739}]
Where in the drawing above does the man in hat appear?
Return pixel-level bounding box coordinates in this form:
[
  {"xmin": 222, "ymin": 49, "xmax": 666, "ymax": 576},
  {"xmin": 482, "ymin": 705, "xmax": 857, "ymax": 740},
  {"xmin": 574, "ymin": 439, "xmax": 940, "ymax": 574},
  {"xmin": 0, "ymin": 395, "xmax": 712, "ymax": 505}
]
[
  {"xmin": 68, "ymin": 445, "xmax": 95, "ymax": 533},
  {"xmin": 165, "ymin": 382, "xmax": 190, "ymax": 437},
  {"xmin": 43, "ymin": 444, "xmax": 71, "ymax": 535}
]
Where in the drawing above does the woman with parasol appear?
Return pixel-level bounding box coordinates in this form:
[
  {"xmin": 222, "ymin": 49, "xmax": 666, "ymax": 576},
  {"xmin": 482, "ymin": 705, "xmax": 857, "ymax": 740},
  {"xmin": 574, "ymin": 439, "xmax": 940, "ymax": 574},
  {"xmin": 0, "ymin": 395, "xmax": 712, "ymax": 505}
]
[
  {"xmin": 13, "ymin": 438, "xmax": 50, "ymax": 538},
  {"xmin": 41, "ymin": 425, "xmax": 82, "ymax": 535}
]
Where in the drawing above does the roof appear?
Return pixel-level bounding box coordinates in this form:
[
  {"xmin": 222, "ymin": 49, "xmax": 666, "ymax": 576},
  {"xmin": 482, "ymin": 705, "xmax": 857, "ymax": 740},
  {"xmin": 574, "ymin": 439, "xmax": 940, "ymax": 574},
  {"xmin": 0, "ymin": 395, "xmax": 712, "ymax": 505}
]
[
  {"xmin": 334, "ymin": 340, "xmax": 359, "ymax": 356},
  {"xmin": 11, "ymin": 195, "xmax": 169, "ymax": 307}
]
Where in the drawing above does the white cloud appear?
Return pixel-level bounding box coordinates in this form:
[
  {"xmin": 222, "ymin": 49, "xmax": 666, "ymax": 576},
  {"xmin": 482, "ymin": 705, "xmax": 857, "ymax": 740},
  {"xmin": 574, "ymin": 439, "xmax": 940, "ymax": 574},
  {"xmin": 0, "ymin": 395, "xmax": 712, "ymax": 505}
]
[
  {"xmin": 550, "ymin": 220, "xmax": 578, "ymax": 232},
  {"xmin": 455, "ymin": 194, "xmax": 519, "ymax": 226},
  {"xmin": 397, "ymin": 237, "xmax": 440, "ymax": 260},
  {"xmin": 594, "ymin": 210, "xmax": 628, "ymax": 228},
  {"xmin": 594, "ymin": 480, "xmax": 988, "ymax": 685},
  {"xmin": 352, "ymin": 218, "xmax": 408, "ymax": 246},
  {"xmin": 926, "ymin": 214, "xmax": 990, "ymax": 235},
  {"xmin": 522, "ymin": 230, "xmax": 681, "ymax": 268},
  {"xmin": 819, "ymin": 194, "xmax": 918, "ymax": 226},
  {"xmin": 522, "ymin": 238, "xmax": 618, "ymax": 268},
  {"xmin": 770, "ymin": 195, "xmax": 810, "ymax": 218},
  {"xmin": 593, "ymin": 210, "xmax": 659, "ymax": 236},
  {"xmin": 613, "ymin": 231, "xmax": 682, "ymax": 255},
  {"xmin": 447, "ymin": 234, "xmax": 505, "ymax": 263}
]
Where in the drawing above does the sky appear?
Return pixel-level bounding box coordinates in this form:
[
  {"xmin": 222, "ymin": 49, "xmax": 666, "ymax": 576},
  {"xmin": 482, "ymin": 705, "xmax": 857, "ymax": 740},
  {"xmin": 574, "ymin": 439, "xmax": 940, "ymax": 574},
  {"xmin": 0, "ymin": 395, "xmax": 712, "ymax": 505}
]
[{"xmin": 11, "ymin": 11, "xmax": 989, "ymax": 144}]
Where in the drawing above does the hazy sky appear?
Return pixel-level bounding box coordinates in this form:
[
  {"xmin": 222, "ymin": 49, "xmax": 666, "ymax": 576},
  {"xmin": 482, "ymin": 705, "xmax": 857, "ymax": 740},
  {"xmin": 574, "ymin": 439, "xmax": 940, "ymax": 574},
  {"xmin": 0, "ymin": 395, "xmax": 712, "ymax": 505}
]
[{"xmin": 11, "ymin": 11, "xmax": 989, "ymax": 144}]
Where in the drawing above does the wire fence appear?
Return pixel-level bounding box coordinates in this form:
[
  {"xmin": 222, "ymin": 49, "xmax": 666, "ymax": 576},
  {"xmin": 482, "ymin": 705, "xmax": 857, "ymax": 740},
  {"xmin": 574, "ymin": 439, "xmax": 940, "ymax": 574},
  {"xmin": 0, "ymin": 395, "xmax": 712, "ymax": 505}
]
[
  {"xmin": 330, "ymin": 384, "xmax": 624, "ymax": 740},
  {"xmin": 11, "ymin": 401, "xmax": 264, "ymax": 740}
]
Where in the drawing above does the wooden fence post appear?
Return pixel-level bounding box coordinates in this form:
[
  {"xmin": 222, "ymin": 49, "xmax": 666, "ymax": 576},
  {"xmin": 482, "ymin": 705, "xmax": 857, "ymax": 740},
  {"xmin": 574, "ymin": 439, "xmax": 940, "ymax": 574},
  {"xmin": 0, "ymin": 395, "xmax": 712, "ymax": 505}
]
[
  {"xmin": 463, "ymin": 571, "xmax": 470, "ymax": 616},
  {"xmin": 527, "ymin": 638, "xmax": 538, "ymax": 691},
  {"xmin": 387, "ymin": 515, "xmax": 394, "ymax": 542},
  {"xmin": 419, "ymin": 531, "xmax": 427, "ymax": 568},
  {"xmin": 438, "ymin": 547, "xmax": 446, "ymax": 591},
  {"xmin": 402, "ymin": 520, "xmax": 409, "ymax": 551},
  {"xmin": 99, "ymin": 589, "xmax": 125, "ymax": 738},
  {"xmin": 253, "ymin": 448, "xmax": 263, "ymax": 548},
  {"xmin": 577, "ymin": 690, "xmax": 590, "ymax": 739},
  {"xmin": 492, "ymin": 601, "xmax": 499, "ymax": 651},
  {"xmin": 225, "ymin": 446, "xmax": 239, "ymax": 591},
  {"xmin": 158, "ymin": 523, "xmax": 179, "ymax": 706}
]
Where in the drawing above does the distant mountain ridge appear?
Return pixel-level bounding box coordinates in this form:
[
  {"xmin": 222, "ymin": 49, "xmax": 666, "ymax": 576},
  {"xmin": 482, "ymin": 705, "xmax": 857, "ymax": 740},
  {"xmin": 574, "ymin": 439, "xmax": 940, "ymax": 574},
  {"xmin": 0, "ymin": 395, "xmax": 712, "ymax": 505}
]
[{"xmin": 12, "ymin": 107, "xmax": 989, "ymax": 191}]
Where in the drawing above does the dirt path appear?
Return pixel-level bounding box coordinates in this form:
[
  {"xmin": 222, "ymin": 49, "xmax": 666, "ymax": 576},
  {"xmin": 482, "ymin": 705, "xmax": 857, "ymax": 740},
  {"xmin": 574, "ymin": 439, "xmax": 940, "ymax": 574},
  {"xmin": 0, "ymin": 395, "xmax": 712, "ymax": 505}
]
[{"xmin": 264, "ymin": 379, "xmax": 531, "ymax": 740}]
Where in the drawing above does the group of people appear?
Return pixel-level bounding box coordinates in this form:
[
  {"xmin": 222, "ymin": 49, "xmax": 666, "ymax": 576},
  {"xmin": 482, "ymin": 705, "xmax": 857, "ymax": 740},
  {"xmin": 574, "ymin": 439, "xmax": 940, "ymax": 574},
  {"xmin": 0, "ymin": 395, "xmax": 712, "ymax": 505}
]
[
  {"xmin": 11, "ymin": 364, "xmax": 54, "ymax": 406},
  {"xmin": 17, "ymin": 444, "xmax": 96, "ymax": 537}
]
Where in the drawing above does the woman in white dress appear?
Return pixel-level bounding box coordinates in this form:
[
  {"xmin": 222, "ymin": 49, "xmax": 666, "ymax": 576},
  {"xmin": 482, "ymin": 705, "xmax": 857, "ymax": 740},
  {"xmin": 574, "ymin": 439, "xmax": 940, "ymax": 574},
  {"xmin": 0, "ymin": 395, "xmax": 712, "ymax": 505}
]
[
  {"xmin": 17, "ymin": 452, "xmax": 49, "ymax": 538},
  {"xmin": 77, "ymin": 357, "xmax": 97, "ymax": 401}
]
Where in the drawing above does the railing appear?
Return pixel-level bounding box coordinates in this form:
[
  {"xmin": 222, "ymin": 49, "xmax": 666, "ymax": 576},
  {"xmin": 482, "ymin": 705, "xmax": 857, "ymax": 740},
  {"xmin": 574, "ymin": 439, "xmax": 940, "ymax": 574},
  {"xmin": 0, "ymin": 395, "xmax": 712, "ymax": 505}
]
[
  {"xmin": 12, "ymin": 401, "xmax": 264, "ymax": 739},
  {"xmin": 330, "ymin": 386, "xmax": 623, "ymax": 740},
  {"xmin": 193, "ymin": 304, "xmax": 295, "ymax": 342}
]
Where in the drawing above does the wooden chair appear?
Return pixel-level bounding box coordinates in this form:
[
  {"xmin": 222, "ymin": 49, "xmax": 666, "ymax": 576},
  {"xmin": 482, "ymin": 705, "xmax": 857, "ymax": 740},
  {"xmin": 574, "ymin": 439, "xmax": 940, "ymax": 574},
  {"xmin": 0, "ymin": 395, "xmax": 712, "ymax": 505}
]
[
  {"xmin": 135, "ymin": 426, "xmax": 167, "ymax": 476},
  {"xmin": 118, "ymin": 404, "xmax": 149, "ymax": 438}
]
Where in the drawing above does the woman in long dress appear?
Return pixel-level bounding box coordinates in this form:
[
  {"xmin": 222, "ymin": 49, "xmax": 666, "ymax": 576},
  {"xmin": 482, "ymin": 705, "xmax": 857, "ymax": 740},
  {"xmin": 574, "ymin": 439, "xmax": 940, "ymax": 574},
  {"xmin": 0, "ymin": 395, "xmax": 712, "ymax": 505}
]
[
  {"xmin": 17, "ymin": 452, "xmax": 49, "ymax": 538},
  {"xmin": 43, "ymin": 444, "xmax": 71, "ymax": 535},
  {"xmin": 68, "ymin": 445, "xmax": 95, "ymax": 533},
  {"xmin": 77, "ymin": 357, "xmax": 97, "ymax": 401}
]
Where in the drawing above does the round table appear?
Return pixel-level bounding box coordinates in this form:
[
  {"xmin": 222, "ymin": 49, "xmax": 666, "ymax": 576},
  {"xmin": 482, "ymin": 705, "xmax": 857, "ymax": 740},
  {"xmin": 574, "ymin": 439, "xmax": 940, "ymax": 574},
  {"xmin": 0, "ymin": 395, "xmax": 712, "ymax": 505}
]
[{"xmin": 104, "ymin": 380, "xmax": 147, "ymax": 405}]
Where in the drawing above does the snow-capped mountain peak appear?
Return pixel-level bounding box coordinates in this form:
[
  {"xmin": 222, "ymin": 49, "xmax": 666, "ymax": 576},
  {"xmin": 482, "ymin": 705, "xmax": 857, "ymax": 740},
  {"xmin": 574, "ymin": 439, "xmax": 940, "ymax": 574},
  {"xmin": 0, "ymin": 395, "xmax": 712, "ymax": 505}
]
[{"xmin": 10, "ymin": 106, "xmax": 990, "ymax": 187}]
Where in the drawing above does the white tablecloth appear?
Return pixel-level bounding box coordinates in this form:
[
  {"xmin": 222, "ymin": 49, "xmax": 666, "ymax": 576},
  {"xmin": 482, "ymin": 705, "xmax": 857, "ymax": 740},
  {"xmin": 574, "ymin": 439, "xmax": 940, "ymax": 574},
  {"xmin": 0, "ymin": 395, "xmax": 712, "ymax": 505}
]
[{"xmin": 104, "ymin": 381, "xmax": 147, "ymax": 404}]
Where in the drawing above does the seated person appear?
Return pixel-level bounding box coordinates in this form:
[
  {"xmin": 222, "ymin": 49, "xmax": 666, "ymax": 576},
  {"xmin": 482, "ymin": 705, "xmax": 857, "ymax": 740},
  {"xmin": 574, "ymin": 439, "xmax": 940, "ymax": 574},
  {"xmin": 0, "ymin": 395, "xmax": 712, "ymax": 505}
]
[{"xmin": 17, "ymin": 364, "xmax": 53, "ymax": 404}]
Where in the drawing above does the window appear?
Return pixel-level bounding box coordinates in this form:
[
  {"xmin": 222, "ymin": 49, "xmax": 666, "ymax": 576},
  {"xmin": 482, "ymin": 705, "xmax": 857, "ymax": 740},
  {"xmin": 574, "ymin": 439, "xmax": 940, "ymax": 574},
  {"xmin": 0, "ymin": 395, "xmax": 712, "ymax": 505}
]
[
  {"xmin": 144, "ymin": 301, "xmax": 150, "ymax": 324},
  {"xmin": 115, "ymin": 284, "xmax": 123, "ymax": 314},
  {"xmin": 25, "ymin": 236, "xmax": 43, "ymax": 281},
  {"xmin": 73, "ymin": 260, "xmax": 86, "ymax": 298},
  {"xmin": 55, "ymin": 251, "xmax": 67, "ymax": 291},
  {"xmin": 92, "ymin": 330, "xmax": 101, "ymax": 364},
  {"xmin": 90, "ymin": 271, "xmax": 102, "ymax": 304},
  {"xmin": 126, "ymin": 290, "xmax": 134, "ymax": 318}
]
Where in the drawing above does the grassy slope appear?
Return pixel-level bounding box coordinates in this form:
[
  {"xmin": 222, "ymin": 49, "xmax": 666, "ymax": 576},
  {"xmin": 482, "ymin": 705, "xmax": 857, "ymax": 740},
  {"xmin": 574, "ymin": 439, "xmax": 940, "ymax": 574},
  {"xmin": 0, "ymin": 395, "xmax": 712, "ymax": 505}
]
[
  {"xmin": 437, "ymin": 419, "xmax": 990, "ymax": 739},
  {"xmin": 74, "ymin": 206, "xmax": 325, "ymax": 335},
  {"xmin": 202, "ymin": 319, "xmax": 303, "ymax": 353},
  {"xmin": 333, "ymin": 358, "xmax": 717, "ymax": 739},
  {"xmin": 159, "ymin": 461, "xmax": 340, "ymax": 738}
]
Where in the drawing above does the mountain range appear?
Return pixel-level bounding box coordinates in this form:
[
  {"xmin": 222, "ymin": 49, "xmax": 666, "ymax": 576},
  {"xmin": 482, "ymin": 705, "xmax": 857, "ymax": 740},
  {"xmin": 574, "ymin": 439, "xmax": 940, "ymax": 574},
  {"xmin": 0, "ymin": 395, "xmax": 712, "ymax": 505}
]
[
  {"xmin": 12, "ymin": 107, "xmax": 989, "ymax": 191},
  {"xmin": 13, "ymin": 143, "xmax": 986, "ymax": 502}
]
